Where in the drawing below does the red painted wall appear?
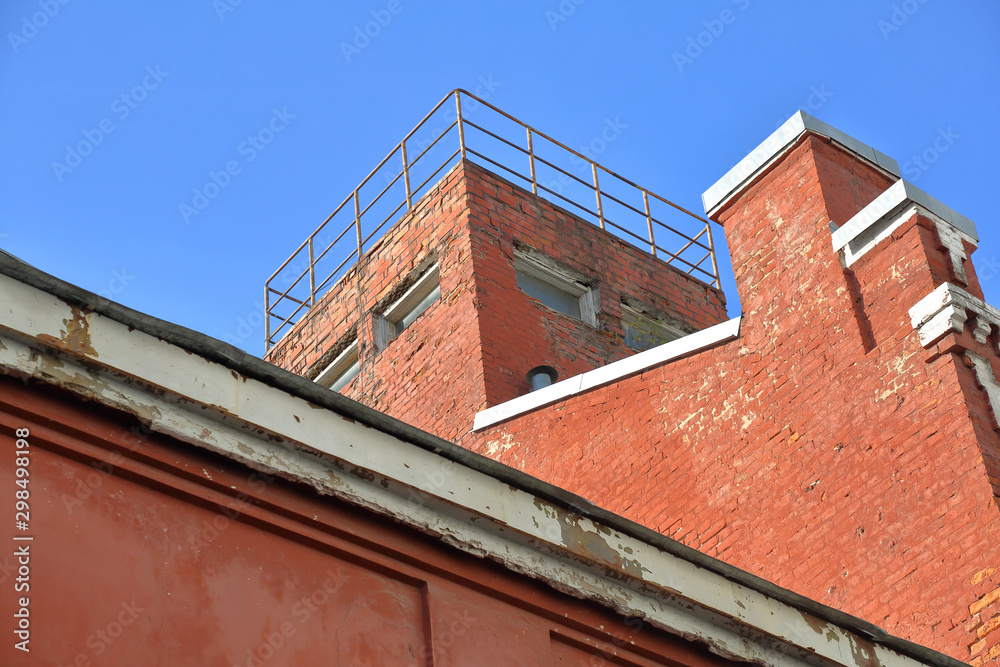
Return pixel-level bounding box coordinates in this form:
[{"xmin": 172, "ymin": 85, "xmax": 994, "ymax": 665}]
[{"xmin": 0, "ymin": 376, "xmax": 735, "ymax": 667}]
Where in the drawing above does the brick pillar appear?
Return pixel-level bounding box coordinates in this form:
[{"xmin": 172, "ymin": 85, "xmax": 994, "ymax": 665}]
[{"xmin": 704, "ymin": 111, "xmax": 1000, "ymax": 663}]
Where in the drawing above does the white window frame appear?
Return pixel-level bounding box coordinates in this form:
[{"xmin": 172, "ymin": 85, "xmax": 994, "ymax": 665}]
[
  {"xmin": 374, "ymin": 263, "xmax": 441, "ymax": 350},
  {"xmin": 315, "ymin": 340, "xmax": 360, "ymax": 391},
  {"xmin": 621, "ymin": 305, "xmax": 683, "ymax": 351},
  {"xmin": 514, "ymin": 253, "xmax": 599, "ymax": 327}
]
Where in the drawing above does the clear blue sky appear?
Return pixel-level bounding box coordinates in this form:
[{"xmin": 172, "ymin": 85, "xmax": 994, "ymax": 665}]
[{"xmin": 2, "ymin": 1, "xmax": 997, "ymax": 357}]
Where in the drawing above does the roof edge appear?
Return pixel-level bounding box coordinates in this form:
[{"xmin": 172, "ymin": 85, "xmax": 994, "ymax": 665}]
[{"xmin": 702, "ymin": 111, "xmax": 901, "ymax": 217}]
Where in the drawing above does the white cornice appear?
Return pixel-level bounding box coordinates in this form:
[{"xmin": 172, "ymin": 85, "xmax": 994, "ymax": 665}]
[
  {"xmin": 703, "ymin": 111, "xmax": 900, "ymax": 217},
  {"xmin": 832, "ymin": 180, "xmax": 978, "ymax": 269},
  {"xmin": 909, "ymin": 282, "xmax": 1000, "ymax": 349}
]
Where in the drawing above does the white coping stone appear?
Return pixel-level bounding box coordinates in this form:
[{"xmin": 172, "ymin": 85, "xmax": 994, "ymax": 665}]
[
  {"xmin": 831, "ymin": 180, "xmax": 979, "ymax": 263},
  {"xmin": 472, "ymin": 316, "xmax": 742, "ymax": 431},
  {"xmin": 908, "ymin": 281, "xmax": 1000, "ymax": 349},
  {"xmin": 702, "ymin": 111, "xmax": 900, "ymax": 217}
]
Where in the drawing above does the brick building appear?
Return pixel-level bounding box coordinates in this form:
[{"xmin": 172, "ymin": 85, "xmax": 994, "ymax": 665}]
[
  {"xmin": 0, "ymin": 90, "xmax": 988, "ymax": 665},
  {"xmin": 264, "ymin": 92, "xmax": 1000, "ymax": 664},
  {"xmin": 0, "ymin": 240, "xmax": 960, "ymax": 665}
]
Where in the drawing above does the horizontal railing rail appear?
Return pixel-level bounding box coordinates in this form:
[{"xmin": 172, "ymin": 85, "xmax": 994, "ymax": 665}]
[{"xmin": 265, "ymin": 89, "xmax": 720, "ymax": 350}]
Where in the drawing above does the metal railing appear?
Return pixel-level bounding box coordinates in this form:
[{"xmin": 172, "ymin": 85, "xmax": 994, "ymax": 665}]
[{"xmin": 265, "ymin": 89, "xmax": 720, "ymax": 350}]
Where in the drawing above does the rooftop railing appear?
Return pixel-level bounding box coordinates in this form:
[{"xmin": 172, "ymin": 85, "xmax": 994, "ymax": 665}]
[{"xmin": 265, "ymin": 89, "xmax": 720, "ymax": 350}]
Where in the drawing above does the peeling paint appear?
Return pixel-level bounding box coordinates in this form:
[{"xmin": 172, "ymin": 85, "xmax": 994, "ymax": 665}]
[
  {"xmin": 37, "ymin": 305, "xmax": 99, "ymax": 357},
  {"xmin": 800, "ymin": 610, "xmax": 828, "ymax": 635},
  {"xmin": 551, "ymin": 506, "xmax": 646, "ymax": 580},
  {"xmin": 849, "ymin": 635, "xmax": 885, "ymax": 667},
  {"xmin": 349, "ymin": 466, "xmax": 376, "ymax": 483}
]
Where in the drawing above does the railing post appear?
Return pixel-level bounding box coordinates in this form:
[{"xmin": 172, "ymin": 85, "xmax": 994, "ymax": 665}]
[
  {"xmin": 401, "ymin": 140, "xmax": 412, "ymax": 210},
  {"xmin": 526, "ymin": 128, "xmax": 538, "ymax": 195},
  {"xmin": 264, "ymin": 285, "xmax": 271, "ymax": 351},
  {"xmin": 642, "ymin": 190, "xmax": 656, "ymax": 257},
  {"xmin": 455, "ymin": 92, "xmax": 467, "ymax": 160},
  {"xmin": 705, "ymin": 220, "xmax": 720, "ymax": 289},
  {"xmin": 308, "ymin": 238, "xmax": 316, "ymax": 305},
  {"xmin": 354, "ymin": 190, "xmax": 363, "ymax": 260},
  {"xmin": 592, "ymin": 163, "xmax": 605, "ymax": 229}
]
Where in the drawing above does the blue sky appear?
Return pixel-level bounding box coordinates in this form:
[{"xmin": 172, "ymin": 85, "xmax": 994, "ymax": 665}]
[{"xmin": 2, "ymin": 1, "xmax": 997, "ymax": 357}]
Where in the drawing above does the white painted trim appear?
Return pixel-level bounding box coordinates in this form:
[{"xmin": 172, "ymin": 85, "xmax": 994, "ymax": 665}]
[
  {"xmin": 702, "ymin": 111, "xmax": 900, "ymax": 217},
  {"xmin": 384, "ymin": 262, "xmax": 440, "ymax": 323},
  {"xmin": 473, "ymin": 317, "xmax": 741, "ymax": 431},
  {"xmin": 968, "ymin": 352, "xmax": 1000, "ymax": 423},
  {"xmin": 315, "ymin": 340, "xmax": 359, "ymax": 389},
  {"xmin": 832, "ymin": 180, "xmax": 978, "ymax": 268},
  {"xmin": 514, "ymin": 250, "xmax": 599, "ymax": 327},
  {"xmin": 374, "ymin": 263, "xmax": 441, "ymax": 349},
  {"xmin": 908, "ymin": 282, "xmax": 1000, "ymax": 349}
]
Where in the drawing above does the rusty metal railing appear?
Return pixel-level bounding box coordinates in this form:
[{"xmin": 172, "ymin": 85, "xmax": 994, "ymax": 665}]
[{"xmin": 265, "ymin": 89, "xmax": 720, "ymax": 350}]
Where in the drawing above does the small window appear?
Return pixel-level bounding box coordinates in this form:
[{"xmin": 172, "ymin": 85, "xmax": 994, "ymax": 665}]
[
  {"xmin": 514, "ymin": 253, "xmax": 598, "ymax": 326},
  {"xmin": 375, "ymin": 263, "xmax": 441, "ymax": 349},
  {"xmin": 621, "ymin": 306, "xmax": 683, "ymax": 351},
  {"xmin": 316, "ymin": 341, "xmax": 360, "ymax": 392},
  {"xmin": 394, "ymin": 281, "xmax": 441, "ymax": 335}
]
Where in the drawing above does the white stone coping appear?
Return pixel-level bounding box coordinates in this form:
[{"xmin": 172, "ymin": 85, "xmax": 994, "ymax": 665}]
[
  {"xmin": 831, "ymin": 180, "xmax": 978, "ymax": 266},
  {"xmin": 909, "ymin": 282, "xmax": 1000, "ymax": 349},
  {"xmin": 472, "ymin": 317, "xmax": 741, "ymax": 431},
  {"xmin": 702, "ymin": 111, "xmax": 900, "ymax": 217}
]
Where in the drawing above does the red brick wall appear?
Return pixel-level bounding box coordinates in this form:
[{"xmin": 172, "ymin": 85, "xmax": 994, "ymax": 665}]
[
  {"xmin": 267, "ymin": 163, "xmax": 487, "ymax": 443},
  {"xmin": 471, "ymin": 136, "xmax": 1000, "ymax": 662},
  {"xmin": 463, "ymin": 163, "xmax": 727, "ymax": 406},
  {"xmin": 266, "ymin": 160, "xmax": 727, "ymax": 444}
]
